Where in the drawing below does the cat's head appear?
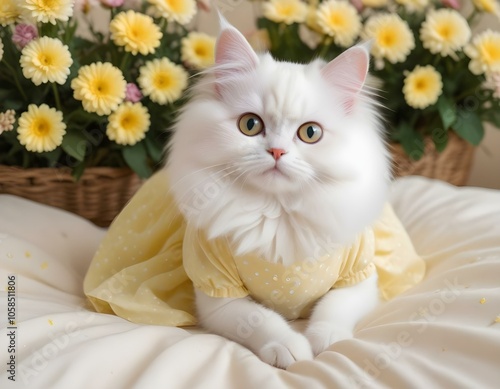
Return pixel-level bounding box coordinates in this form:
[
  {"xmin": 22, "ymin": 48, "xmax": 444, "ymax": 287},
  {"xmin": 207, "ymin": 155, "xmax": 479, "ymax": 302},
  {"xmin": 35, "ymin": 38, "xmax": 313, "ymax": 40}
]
[{"xmin": 166, "ymin": 19, "xmax": 390, "ymax": 248}]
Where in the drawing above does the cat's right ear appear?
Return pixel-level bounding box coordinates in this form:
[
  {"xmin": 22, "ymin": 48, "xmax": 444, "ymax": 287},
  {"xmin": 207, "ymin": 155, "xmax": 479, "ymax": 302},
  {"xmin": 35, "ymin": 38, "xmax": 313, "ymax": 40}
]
[
  {"xmin": 320, "ymin": 42, "xmax": 371, "ymax": 113},
  {"xmin": 214, "ymin": 15, "xmax": 259, "ymax": 86}
]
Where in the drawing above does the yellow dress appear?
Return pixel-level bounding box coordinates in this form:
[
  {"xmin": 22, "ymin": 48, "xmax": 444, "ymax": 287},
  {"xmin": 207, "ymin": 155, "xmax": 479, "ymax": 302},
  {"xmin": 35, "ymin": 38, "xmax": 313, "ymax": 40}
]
[{"xmin": 84, "ymin": 171, "xmax": 425, "ymax": 326}]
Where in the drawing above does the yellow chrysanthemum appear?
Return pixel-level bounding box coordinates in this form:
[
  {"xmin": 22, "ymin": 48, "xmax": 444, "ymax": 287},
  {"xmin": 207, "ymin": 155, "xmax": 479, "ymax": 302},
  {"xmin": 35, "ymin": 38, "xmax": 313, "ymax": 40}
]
[
  {"xmin": 20, "ymin": 37, "xmax": 73, "ymax": 86},
  {"xmin": 465, "ymin": 30, "xmax": 500, "ymax": 75},
  {"xmin": 71, "ymin": 62, "xmax": 126, "ymax": 116},
  {"xmin": 0, "ymin": 0, "xmax": 22, "ymax": 26},
  {"xmin": 22, "ymin": 0, "xmax": 74, "ymax": 25},
  {"xmin": 17, "ymin": 104, "xmax": 66, "ymax": 153},
  {"xmin": 472, "ymin": 0, "xmax": 500, "ymax": 15},
  {"xmin": 361, "ymin": 0, "xmax": 389, "ymax": 7},
  {"xmin": 306, "ymin": 4, "xmax": 322, "ymax": 33},
  {"xmin": 395, "ymin": 0, "xmax": 429, "ymax": 12},
  {"xmin": 263, "ymin": 0, "xmax": 308, "ymax": 25},
  {"xmin": 106, "ymin": 102, "xmax": 150, "ymax": 146},
  {"xmin": 110, "ymin": 10, "xmax": 162, "ymax": 56},
  {"xmin": 362, "ymin": 13, "xmax": 415, "ymax": 64},
  {"xmin": 403, "ymin": 65, "xmax": 443, "ymax": 109},
  {"xmin": 316, "ymin": 0, "xmax": 361, "ymax": 47},
  {"xmin": 420, "ymin": 9, "xmax": 471, "ymax": 59},
  {"xmin": 147, "ymin": 0, "xmax": 196, "ymax": 25},
  {"xmin": 181, "ymin": 32, "xmax": 216, "ymax": 69},
  {"xmin": 138, "ymin": 58, "xmax": 188, "ymax": 105}
]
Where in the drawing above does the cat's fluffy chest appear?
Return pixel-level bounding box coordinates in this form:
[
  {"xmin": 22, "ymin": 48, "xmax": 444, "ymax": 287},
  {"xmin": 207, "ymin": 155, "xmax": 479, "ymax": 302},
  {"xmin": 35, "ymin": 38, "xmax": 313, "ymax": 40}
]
[{"xmin": 183, "ymin": 180, "xmax": 344, "ymax": 266}]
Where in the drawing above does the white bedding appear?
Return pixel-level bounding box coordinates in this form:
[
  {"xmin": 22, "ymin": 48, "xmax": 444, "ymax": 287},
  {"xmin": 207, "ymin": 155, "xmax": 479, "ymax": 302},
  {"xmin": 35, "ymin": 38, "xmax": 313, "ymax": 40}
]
[{"xmin": 1, "ymin": 176, "xmax": 499, "ymax": 388}]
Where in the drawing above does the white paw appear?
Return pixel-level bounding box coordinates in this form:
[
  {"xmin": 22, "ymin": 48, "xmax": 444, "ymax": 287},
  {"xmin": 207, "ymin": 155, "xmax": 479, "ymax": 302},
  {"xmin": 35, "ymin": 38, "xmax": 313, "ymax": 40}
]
[
  {"xmin": 258, "ymin": 332, "xmax": 313, "ymax": 369},
  {"xmin": 306, "ymin": 321, "xmax": 353, "ymax": 356}
]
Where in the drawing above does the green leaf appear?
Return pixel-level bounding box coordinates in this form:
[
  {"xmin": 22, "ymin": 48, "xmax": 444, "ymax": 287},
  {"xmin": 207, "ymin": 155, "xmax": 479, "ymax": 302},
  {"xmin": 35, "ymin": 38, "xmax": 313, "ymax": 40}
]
[
  {"xmin": 397, "ymin": 121, "xmax": 425, "ymax": 160},
  {"xmin": 61, "ymin": 130, "xmax": 87, "ymax": 162},
  {"xmin": 42, "ymin": 148, "xmax": 63, "ymax": 165},
  {"xmin": 145, "ymin": 136, "xmax": 164, "ymax": 164},
  {"xmin": 62, "ymin": 129, "xmax": 87, "ymax": 161},
  {"xmin": 432, "ymin": 129, "xmax": 448, "ymax": 153},
  {"xmin": 122, "ymin": 142, "xmax": 153, "ymax": 179},
  {"xmin": 454, "ymin": 109, "xmax": 485, "ymax": 146},
  {"xmin": 71, "ymin": 162, "xmax": 86, "ymax": 181},
  {"xmin": 437, "ymin": 95, "xmax": 457, "ymax": 130}
]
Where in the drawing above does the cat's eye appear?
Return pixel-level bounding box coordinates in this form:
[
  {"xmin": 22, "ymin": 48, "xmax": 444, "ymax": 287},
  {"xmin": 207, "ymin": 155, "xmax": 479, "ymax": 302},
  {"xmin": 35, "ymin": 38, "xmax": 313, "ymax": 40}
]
[
  {"xmin": 297, "ymin": 122, "xmax": 323, "ymax": 144},
  {"xmin": 238, "ymin": 113, "xmax": 264, "ymax": 137}
]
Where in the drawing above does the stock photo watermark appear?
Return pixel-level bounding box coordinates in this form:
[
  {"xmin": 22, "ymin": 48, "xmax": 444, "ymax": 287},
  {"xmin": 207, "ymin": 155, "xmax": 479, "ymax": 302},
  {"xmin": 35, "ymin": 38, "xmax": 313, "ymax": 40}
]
[
  {"xmin": 5, "ymin": 275, "xmax": 17, "ymax": 382},
  {"xmin": 350, "ymin": 277, "xmax": 463, "ymax": 388},
  {"xmin": 10, "ymin": 266, "xmax": 134, "ymax": 385},
  {"xmin": 396, "ymin": 82, "xmax": 490, "ymax": 175},
  {"xmin": 18, "ymin": 320, "xmax": 82, "ymax": 383}
]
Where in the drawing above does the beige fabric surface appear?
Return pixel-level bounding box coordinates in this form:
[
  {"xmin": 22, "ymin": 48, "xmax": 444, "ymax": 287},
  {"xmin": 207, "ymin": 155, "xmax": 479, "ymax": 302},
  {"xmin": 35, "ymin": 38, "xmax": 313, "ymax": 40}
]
[{"xmin": 1, "ymin": 176, "xmax": 499, "ymax": 388}]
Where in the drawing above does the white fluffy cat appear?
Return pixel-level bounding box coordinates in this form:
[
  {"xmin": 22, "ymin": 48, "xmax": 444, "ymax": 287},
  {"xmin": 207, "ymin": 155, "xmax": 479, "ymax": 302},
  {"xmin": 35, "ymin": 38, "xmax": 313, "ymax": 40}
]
[{"xmin": 166, "ymin": 18, "xmax": 390, "ymax": 369}]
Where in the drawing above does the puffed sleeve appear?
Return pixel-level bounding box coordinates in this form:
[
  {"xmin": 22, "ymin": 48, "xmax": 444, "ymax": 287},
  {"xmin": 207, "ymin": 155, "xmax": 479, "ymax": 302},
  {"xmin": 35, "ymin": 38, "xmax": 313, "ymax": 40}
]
[
  {"xmin": 183, "ymin": 225, "xmax": 249, "ymax": 299},
  {"xmin": 372, "ymin": 203, "xmax": 426, "ymax": 300},
  {"xmin": 334, "ymin": 228, "xmax": 377, "ymax": 289}
]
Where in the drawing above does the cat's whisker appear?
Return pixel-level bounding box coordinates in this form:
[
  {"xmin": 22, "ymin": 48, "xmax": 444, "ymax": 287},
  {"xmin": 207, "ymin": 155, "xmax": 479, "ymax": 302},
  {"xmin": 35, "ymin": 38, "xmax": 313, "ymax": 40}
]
[
  {"xmin": 164, "ymin": 163, "xmax": 233, "ymax": 209},
  {"xmin": 158, "ymin": 165, "xmax": 239, "ymax": 233},
  {"xmin": 209, "ymin": 160, "xmax": 252, "ymax": 194},
  {"xmin": 169, "ymin": 162, "xmax": 231, "ymax": 190},
  {"xmin": 169, "ymin": 165, "xmax": 240, "ymax": 217},
  {"xmin": 313, "ymin": 171, "xmax": 339, "ymax": 186},
  {"xmin": 230, "ymin": 168, "xmax": 252, "ymax": 193}
]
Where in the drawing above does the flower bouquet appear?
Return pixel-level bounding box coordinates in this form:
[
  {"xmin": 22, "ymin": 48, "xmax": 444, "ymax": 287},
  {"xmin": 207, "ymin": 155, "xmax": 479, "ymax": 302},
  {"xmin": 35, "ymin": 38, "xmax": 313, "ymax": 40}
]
[
  {"xmin": 0, "ymin": 0, "xmax": 215, "ymax": 225},
  {"xmin": 253, "ymin": 0, "xmax": 500, "ymax": 169},
  {"xmin": 0, "ymin": 0, "xmax": 216, "ymax": 180}
]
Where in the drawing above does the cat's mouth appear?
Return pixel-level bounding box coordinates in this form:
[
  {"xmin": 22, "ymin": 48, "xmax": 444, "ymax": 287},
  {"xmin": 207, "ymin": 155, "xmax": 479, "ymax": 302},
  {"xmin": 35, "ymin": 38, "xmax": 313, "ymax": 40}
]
[
  {"xmin": 248, "ymin": 162, "xmax": 301, "ymax": 192},
  {"xmin": 264, "ymin": 164, "xmax": 289, "ymax": 179}
]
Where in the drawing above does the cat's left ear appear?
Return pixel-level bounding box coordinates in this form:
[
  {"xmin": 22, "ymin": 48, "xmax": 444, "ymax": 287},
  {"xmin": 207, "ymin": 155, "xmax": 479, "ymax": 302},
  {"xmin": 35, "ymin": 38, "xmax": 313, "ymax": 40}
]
[
  {"xmin": 321, "ymin": 42, "xmax": 371, "ymax": 112},
  {"xmin": 214, "ymin": 14, "xmax": 259, "ymax": 80}
]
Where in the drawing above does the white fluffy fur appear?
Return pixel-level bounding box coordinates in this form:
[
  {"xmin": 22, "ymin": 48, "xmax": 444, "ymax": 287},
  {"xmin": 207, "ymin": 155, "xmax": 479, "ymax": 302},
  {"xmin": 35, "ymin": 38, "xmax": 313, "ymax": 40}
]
[{"xmin": 165, "ymin": 20, "xmax": 389, "ymax": 368}]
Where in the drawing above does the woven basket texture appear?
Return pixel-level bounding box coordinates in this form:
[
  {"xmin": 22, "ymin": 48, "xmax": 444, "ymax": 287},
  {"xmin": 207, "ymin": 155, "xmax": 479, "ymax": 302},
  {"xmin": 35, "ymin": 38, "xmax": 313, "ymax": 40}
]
[
  {"xmin": 0, "ymin": 166, "xmax": 142, "ymax": 227},
  {"xmin": 389, "ymin": 132, "xmax": 475, "ymax": 186}
]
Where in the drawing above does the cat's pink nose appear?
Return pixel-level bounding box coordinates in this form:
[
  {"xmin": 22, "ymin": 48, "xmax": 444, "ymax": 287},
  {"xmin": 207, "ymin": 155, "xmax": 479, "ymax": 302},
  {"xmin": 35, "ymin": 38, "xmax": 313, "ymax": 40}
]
[{"xmin": 268, "ymin": 148, "xmax": 286, "ymax": 161}]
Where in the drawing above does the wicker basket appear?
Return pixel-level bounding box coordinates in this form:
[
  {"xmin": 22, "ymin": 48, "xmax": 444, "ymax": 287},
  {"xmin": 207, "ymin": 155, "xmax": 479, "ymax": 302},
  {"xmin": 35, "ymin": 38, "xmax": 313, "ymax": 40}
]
[
  {"xmin": 0, "ymin": 166, "xmax": 143, "ymax": 227},
  {"xmin": 389, "ymin": 132, "xmax": 475, "ymax": 186}
]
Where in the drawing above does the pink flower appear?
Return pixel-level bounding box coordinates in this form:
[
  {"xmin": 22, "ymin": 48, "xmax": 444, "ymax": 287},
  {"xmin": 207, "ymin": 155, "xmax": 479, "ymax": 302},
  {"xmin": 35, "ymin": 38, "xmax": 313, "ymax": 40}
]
[
  {"xmin": 12, "ymin": 24, "xmax": 38, "ymax": 50},
  {"xmin": 125, "ymin": 83, "xmax": 143, "ymax": 103},
  {"xmin": 100, "ymin": 0, "xmax": 124, "ymax": 8},
  {"xmin": 441, "ymin": 0, "xmax": 461, "ymax": 9},
  {"xmin": 350, "ymin": 0, "xmax": 364, "ymax": 12}
]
